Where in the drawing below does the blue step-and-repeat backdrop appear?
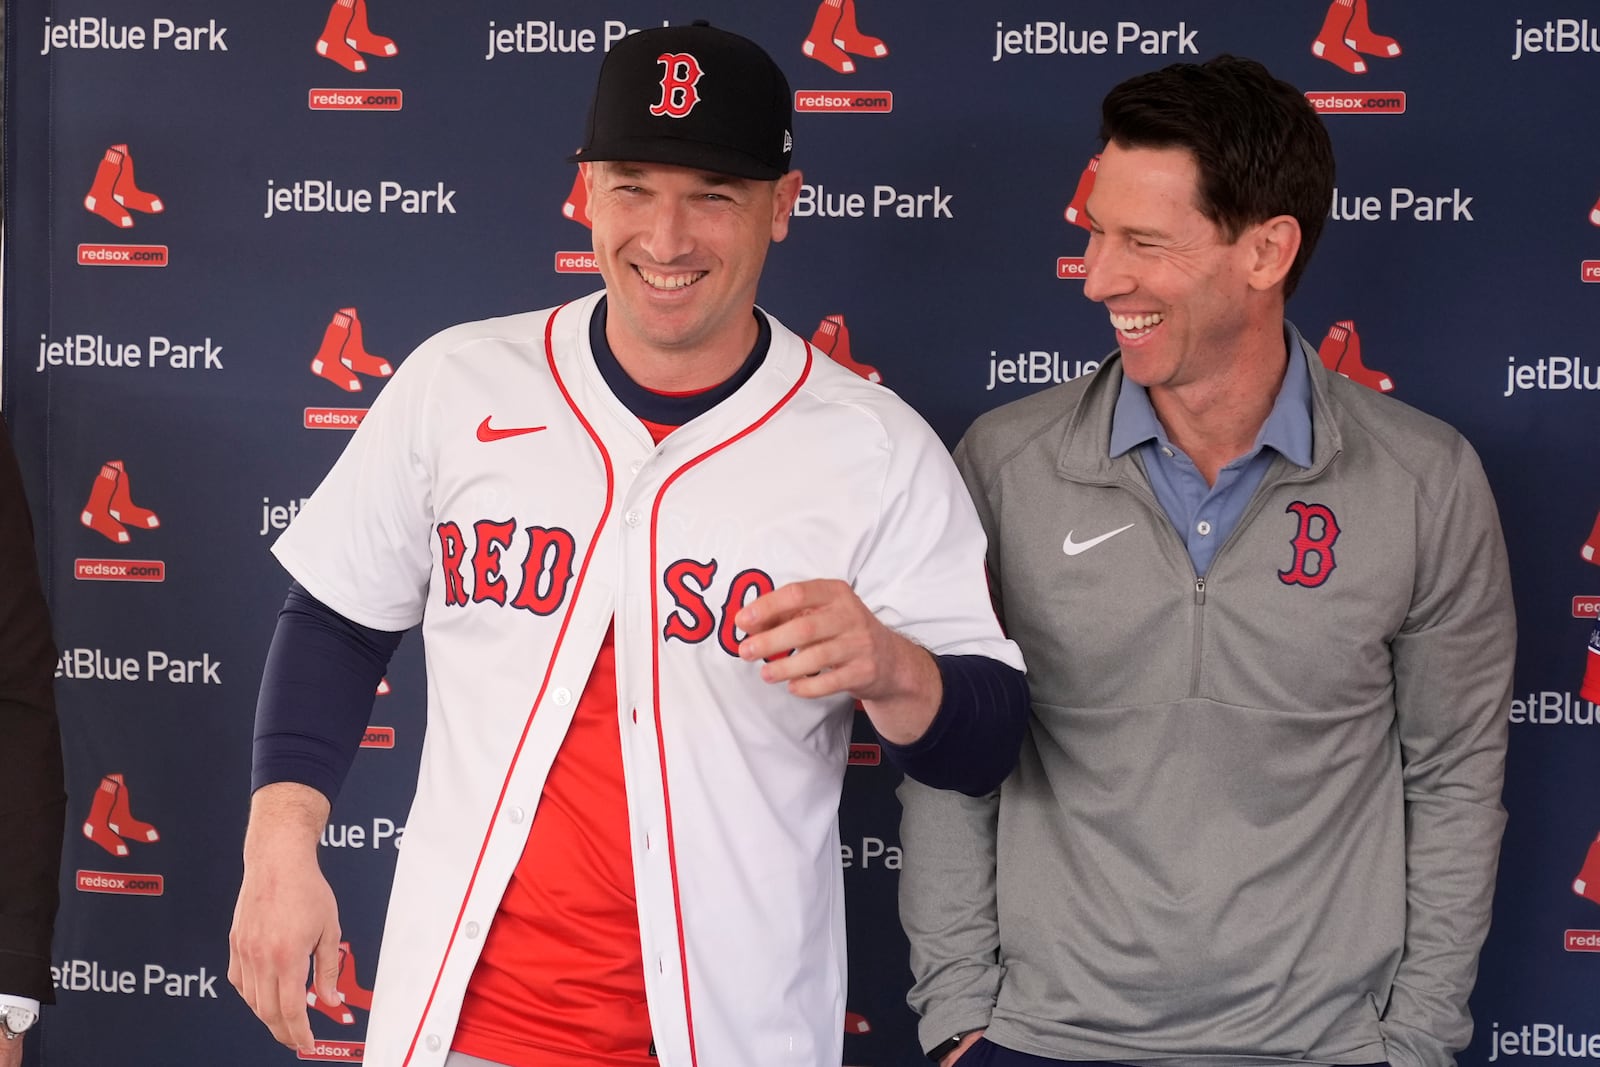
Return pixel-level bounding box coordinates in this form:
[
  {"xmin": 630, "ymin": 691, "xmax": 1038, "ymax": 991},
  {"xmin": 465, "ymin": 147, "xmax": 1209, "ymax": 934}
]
[{"xmin": 3, "ymin": 2, "xmax": 1598, "ymax": 1064}]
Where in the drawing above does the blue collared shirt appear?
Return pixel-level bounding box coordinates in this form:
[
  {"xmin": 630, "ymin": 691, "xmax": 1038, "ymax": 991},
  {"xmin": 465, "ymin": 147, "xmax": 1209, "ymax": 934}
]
[{"xmin": 1107, "ymin": 332, "xmax": 1314, "ymax": 576}]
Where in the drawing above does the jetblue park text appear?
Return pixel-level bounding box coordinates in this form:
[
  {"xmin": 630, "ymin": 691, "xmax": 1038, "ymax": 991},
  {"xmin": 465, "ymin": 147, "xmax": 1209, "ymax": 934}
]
[
  {"xmin": 37, "ymin": 333, "xmax": 221, "ymax": 372},
  {"xmin": 1503, "ymin": 356, "xmax": 1600, "ymax": 395},
  {"xmin": 988, "ymin": 352, "xmax": 1101, "ymax": 390},
  {"xmin": 53, "ymin": 960, "xmax": 219, "ymax": 998},
  {"xmin": 1509, "ymin": 691, "xmax": 1599, "ymax": 725},
  {"xmin": 993, "ymin": 20, "xmax": 1196, "ymax": 61},
  {"xmin": 41, "ymin": 16, "xmax": 227, "ymax": 53},
  {"xmin": 1488, "ymin": 1022, "xmax": 1600, "ymax": 1060},
  {"xmin": 1512, "ymin": 18, "xmax": 1600, "ymax": 60},
  {"xmin": 56, "ymin": 648, "xmax": 221, "ymax": 684},
  {"xmin": 264, "ymin": 180, "xmax": 457, "ymax": 217},
  {"xmin": 484, "ymin": 19, "xmax": 663, "ymax": 59}
]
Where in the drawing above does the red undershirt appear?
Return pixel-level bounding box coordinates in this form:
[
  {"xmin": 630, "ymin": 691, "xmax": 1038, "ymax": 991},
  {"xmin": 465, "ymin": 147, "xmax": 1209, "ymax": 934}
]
[{"xmin": 452, "ymin": 419, "xmax": 677, "ymax": 1066}]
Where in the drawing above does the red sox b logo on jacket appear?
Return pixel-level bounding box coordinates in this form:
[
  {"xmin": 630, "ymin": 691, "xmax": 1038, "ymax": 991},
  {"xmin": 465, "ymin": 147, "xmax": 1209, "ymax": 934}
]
[
  {"xmin": 651, "ymin": 52, "xmax": 704, "ymax": 117},
  {"xmin": 1278, "ymin": 501, "xmax": 1341, "ymax": 588}
]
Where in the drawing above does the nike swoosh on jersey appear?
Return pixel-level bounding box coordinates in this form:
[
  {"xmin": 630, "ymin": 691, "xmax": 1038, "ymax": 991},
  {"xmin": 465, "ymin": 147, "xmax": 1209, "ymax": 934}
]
[
  {"xmin": 1062, "ymin": 523, "xmax": 1136, "ymax": 556},
  {"xmin": 476, "ymin": 417, "xmax": 547, "ymax": 442}
]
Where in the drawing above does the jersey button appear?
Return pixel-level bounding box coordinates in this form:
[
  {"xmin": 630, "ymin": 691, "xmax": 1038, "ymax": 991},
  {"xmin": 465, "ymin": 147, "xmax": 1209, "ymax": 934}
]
[
  {"xmin": 1196, "ymin": 520, "xmax": 1212, "ymax": 536},
  {"xmin": 630, "ymin": 460, "xmax": 643, "ymax": 475},
  {"xmin": 553, "ymin": 687, "xmax": 572, "ymax": 705},
  {"xmin": 465, "ymin": 921, "xmax": 481, "ymax": 939},
  {"xmin": 509, "ymin": 806, "xmax": 525, "ymax": 824},
  {"xmin": 425, "ymin": 1035, "xmax": 442, "ymax": 1052},
  {"xmin": 625, "ymin": 510, "xmax": 643, "ymax": 527}
]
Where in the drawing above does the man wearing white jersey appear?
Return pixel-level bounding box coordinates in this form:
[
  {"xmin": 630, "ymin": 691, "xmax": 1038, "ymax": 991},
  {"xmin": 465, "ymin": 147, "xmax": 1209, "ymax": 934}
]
[{"xmin": 228, "ymin": 21, "xmax": 1027, "ymax": 1067}]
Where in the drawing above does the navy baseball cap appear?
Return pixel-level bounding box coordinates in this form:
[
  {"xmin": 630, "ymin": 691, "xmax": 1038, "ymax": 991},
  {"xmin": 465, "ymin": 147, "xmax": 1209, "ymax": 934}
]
[{"xmin": 569, "ymin": 21, "xmax": 794, "ymax": 180}]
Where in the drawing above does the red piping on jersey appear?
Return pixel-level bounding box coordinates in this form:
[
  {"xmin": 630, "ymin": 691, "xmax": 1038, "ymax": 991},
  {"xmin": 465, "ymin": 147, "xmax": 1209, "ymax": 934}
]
[
  {"xmin": 647, "ymin": 342, "xmax": 814, "ymax": 1067},
  {"xmin": 401, "ymin": 302, "xmax": 616, "ymax": 1066}
]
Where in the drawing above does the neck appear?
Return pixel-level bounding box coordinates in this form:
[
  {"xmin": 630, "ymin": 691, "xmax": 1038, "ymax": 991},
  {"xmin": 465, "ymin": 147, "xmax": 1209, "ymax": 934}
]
[
  {"xmin": 606, "ymin": 313, "xmax": 759, "ymax": 394},
  {"xmin": 1149, "ymin": 318, "xmax": 1289, "ymax": 485}
]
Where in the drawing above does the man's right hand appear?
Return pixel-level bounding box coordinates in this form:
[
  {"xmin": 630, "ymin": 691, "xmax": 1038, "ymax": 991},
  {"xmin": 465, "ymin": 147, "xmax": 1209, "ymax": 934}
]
[
  {"xmin": 227, "ymin": 783, "xmax": 342, "ymax": 1053},
  {"xmin": 942, "ymin": 1030, "xmax": 985, "ymax": 1066}
]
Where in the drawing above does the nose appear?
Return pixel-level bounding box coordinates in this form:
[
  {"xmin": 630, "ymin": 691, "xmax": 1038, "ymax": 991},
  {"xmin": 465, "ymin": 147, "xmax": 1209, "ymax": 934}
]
[
  {"xmin": 1081, "ymin": 233, "xmax": 1133, "ymax": 304},
  {"xmin": 638, "ymin": 198, "xmax": 694, "ymax": 264}
]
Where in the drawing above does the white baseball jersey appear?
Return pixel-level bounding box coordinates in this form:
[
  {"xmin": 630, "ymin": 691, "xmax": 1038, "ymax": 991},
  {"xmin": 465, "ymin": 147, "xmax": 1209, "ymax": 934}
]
[{"xmin": 272, "ymin": 289, "xmax": 1022, "ymax": 1067}]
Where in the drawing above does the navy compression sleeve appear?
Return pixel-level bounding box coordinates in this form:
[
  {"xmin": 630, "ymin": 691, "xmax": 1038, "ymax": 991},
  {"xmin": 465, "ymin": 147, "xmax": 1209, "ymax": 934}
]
[
  {"xmin": 878, "ymin": 654, "xmax": 1029, "ymax": 797},
  {"xmin": 250, "ymin": 582, "xmax": 405, "ymax": 800}
]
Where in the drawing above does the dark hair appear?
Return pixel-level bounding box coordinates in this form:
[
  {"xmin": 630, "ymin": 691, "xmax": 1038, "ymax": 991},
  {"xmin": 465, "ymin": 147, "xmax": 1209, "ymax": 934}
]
[{"xmin": 1099, "ymin": 55, "xmax": 1334, "ymax": 298}]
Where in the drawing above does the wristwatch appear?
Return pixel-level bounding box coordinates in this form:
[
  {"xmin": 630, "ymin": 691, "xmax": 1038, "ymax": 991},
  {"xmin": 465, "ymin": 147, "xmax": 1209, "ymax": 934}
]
[
  {"xmin": 0, "ymin": 1004, "xmax": 37, "ymax": 1040},
  {"xmin": 927, "ymin": 1030, "xmax": 973, "ymax": 1064}
]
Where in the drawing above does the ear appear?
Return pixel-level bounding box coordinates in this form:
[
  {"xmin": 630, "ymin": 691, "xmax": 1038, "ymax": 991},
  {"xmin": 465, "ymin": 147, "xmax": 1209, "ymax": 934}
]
[
  {"xmin": 770, "ymin": 170, "xmax": 804, "ymax": 243},
  {"xmin": 1245, "ymin": 215, "xmax": 1301, "ymax": 293},
  {"xmin": 580, "ymin": 162, "xmax": 595, "ymax": 200}
]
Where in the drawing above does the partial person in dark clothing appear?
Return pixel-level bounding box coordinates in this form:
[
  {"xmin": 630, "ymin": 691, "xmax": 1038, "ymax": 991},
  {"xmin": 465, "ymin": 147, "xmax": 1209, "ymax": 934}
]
[{"xmin": 0, "ymin": 414, "xmax": 67, "ymax": 1066}]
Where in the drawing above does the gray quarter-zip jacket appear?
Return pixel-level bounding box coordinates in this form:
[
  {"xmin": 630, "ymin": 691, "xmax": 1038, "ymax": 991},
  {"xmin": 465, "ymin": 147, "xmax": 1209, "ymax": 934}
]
[{"xmin": 899, "ymin": 328, "xmax": 1514, "ymax": 1067}]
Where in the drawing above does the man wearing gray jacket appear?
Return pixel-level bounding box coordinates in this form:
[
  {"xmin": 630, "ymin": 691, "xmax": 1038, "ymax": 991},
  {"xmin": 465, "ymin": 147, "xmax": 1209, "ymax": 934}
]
[{"xmin": 899, "ymin": 56, "xmax": 1514, "ymax": 1067}]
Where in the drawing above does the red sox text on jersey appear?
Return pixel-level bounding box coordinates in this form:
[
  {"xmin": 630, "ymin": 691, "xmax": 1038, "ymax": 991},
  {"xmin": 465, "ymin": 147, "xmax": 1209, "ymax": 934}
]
[{"xmin": 436, "ymin": 520, "xmax": 774, "ymax": 656}]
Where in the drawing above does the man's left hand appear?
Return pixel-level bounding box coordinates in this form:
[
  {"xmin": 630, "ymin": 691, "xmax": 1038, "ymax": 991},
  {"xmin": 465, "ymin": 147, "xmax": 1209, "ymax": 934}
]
[
  {"xmin": 0, "ymin": 1035, "xmax": 24, "ymax": 1067},
  {"xmin": 735, "ymin": 578, "xmax": 940, "ymax": 743}
]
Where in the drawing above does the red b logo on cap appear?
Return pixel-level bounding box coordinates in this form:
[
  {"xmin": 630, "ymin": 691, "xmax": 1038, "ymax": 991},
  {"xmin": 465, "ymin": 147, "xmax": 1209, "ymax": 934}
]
[{"xmin": 651, "ymin": 52, "xmax": 704, "ymax": 118}]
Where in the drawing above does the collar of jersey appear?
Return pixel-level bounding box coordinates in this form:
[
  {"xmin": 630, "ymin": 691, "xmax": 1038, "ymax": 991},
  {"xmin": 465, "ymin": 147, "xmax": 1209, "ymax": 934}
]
[{"xmin": 590, "ymin": 296, "xmax": 771, "ymax": 428}]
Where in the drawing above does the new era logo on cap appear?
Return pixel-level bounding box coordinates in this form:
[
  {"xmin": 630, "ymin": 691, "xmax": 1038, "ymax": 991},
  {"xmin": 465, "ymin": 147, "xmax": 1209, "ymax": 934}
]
[{"xmin": 570, "ymin": 22, "xmax": 793, "ymax": 180}]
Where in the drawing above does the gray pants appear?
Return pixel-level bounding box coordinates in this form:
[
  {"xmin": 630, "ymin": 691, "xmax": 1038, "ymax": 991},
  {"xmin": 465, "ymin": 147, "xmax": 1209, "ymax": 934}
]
[{"xmin": 444, "ymin": 1054, "xmax": 512, "ymax": 1067}]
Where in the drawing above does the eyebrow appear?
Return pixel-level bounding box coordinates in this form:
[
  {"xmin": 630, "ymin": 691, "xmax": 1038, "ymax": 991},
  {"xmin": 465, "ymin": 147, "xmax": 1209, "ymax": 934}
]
[
  {"xmin": 1084, "ymin": 208, "xmax": 1171, "ymax": 241},
  {"xmin": 607, "ymin": 163, "xmax": 752, "ymax": 191}
]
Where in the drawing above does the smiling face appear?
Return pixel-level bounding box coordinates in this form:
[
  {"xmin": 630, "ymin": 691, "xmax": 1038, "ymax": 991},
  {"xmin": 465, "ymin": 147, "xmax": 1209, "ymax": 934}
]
[
  {"xmin": 584, "ymin": 160, "xmax": 802, "ymax": 386},
  {"xmin": 1080, "ymin": 141, "xmax": 1265, "ymax": 393}
]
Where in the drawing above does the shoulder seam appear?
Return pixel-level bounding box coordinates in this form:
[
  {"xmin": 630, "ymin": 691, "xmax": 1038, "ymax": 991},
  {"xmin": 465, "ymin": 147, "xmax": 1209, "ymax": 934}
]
[{"xmin": 1329, "ymin": 390, "xmax": 1464, "ymax": 514}]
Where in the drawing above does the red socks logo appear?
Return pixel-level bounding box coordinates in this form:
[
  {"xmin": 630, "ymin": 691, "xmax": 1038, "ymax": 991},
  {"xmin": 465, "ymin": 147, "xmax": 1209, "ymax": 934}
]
[
  {"xmin": 1316, "ymin": 319, "xmax": 1394, "ymax": 393},
  {"xmin": 1312, "ymin": 0, "xmax": 1402, "ymax": 74},
  {"xmin": 82, "ymin": 773, "xmax": 160, "ymax": 858},
  {"xmin": 1582, "ymin": 509, "xmax": 1600, "ymax": 565},
  {"xmin": 316, "ymin": 0, "xmax": 397, "ymax": 73},
  {"xmin": 81, "ymin": 460, "xmax": 160, "ymax": 544},
  {"xmin": 310, "ymin": 308, "xmax": 392, "ymax": 392},
  {"xmin": 307, "ymin": 942, "xmax": 375, "ymax": 1025},
  {"xmin": 1590, "ymin": 191, "xmax": 1600, "ymax": 228},
  {"xmin": 1577, "ymin": 831, "xmax": 1600, "ymax": 908},
  {"xmin": 563, "ymin": 168, "xmax": 592, "ymax": 229},
  {"xmin": 1064, "ymin": 155, "xmax": 1101, "ymax": 230},
  {"xmin": 83, "ymin": 145, "xmax": 164, "ymax": 229},
  {"xmin": 802, "ymin": 0, "xmax": 888, "ymax": 74},
  {"xmin": 810, "ymin": 314, "xmax": 882, "ymax": 383}
]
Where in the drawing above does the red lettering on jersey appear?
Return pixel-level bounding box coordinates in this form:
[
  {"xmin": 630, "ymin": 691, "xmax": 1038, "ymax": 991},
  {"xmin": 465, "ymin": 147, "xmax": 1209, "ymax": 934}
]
[
  {"xmin": 662, "ymin": 558, "xmax": 718, "ymax": 644},
  {"xmin": 1278, "ymin": 502, "xmax": 1340, "ymax": 589},
  {"xmin": 510, "ymin": 526, "xmax": 577, "ymax": 616},
  {"xmin": 437, "ymin": 521, "xmax": 468, "ymax": 607},
  {"xmin": 470, "ymin": 519, "xmax": 517, "ymax": 605},
  {"xmin": 650, "ymin": 52, "xmax": 704, "ymax": 118},
  {"xmin": 718, "ymin": 569, "xmax": 776, "ymax": 657}
]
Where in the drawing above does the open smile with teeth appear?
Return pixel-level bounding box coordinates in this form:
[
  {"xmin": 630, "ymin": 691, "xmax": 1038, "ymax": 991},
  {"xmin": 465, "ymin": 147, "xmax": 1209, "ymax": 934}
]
[
  {"xmin": 1110, "ymin": 311, "xmax": 1165, "ymax": 338},
  {"xmin": 637, "ymin": 266, "xmax": 707, "ymax": 291}
]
